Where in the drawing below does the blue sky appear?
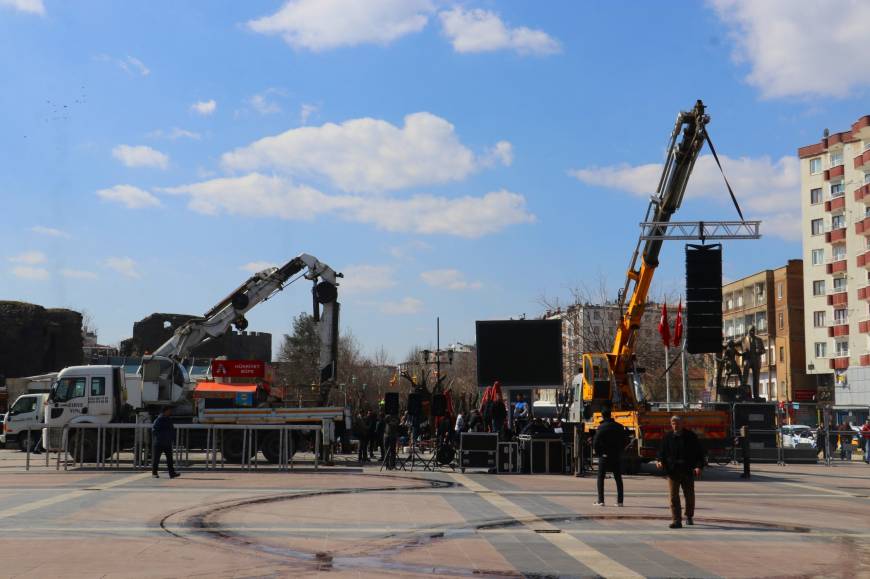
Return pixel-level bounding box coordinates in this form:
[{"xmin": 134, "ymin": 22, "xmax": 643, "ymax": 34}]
[{"xmin": 2, "ymin": 0, "xmax": 869, "ymax": 361}]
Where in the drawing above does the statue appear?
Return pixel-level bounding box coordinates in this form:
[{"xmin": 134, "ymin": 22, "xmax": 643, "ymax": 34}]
[
  {"xmin": 741, "ymin": 326, "xmax": 764, "ymax": 400},
  {"xmin": 715, "ymin": 339, "xmax": 745, "ymax": 400}
]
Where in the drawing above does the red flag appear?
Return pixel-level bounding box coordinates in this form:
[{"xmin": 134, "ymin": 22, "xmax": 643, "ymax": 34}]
[
  {"xmin": 658, "ymin": 302, "xmax": 671, "ymax": 347},
  {"xmin": 673, "ymin": 299, "xmax": 683, "ymax": 347}
]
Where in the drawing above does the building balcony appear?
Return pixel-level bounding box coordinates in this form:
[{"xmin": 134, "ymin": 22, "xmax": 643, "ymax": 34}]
[
  {"xmin": 859, "ymin": 251, "xmax": 870, "ymax": 269},
  {"xmin": 830, "ymin": 354, "xmax": 850, "ymax": 370},
  {"xmin": 858, "ymin": 285, "xmax": 870, "ymax": 301},
  {"xmin": 824, "ymin": 165, "xmax": 845, "ymax": 180},
  {"xmin": 825, "ymin": 227, "xmax": 847, "ymax": 243},
  {"xmin": 827, "ymin": 286, "xmax": 848, "ymax": 306},
  {"xmin": 856, "ymin": 215, "xmax": 870, "ymax": 234},
  {"xmin": 860, "ymin": 318, "xmax": 870, "ymax": 333},
  {"xmin": 855, "ymin": 184, "xmax": 870, "ymax": 203},
  {"xmin": 854, "ymin": 150, "xmax": 870, "ymax": 171},
  {"xmin": 825, "ymin": 195, "xmax": 846, "ymax": 212},
  {"xmin": 828, "ymin": 321, "xmax": 850, "ymax": 337},
  {"xmin": 861, "ymin": 353, "xmax": 870, "ymax": 366},
  {"xmin": 826, "ymin": 257, "xmax": 848, "ymax": 274}
]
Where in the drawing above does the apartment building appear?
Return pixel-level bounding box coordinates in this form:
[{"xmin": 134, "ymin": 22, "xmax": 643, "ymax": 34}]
[
  {"xmin": 800, "ymin": 115, "xmax": 870, "ymax": 407},
  {"xmin": 719, "ymin": 262, "xmax": 813, "ymax": 403}
]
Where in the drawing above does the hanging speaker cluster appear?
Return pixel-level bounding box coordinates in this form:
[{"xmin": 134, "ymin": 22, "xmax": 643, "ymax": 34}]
[{"xmin": 685, "ymin": 244, "xmax": 723, "ymax": 354}]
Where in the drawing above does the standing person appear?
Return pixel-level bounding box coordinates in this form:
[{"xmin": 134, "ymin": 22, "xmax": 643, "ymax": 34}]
[
  {"xmin": 454, "ymin": 412, "xmax": 465, "ymax": 445},
  {"xmin": 592, "ymin": 409, "xmax": 627, "ymax": 507},
  {"xmin": 491, "ymin": 392, "xmax": 507, "ymax": 436},
  {"xmin": 513, "ymin": 393, "xmax": 530, "ymax": 433},
  {"xmin": 861, "ymin": 419, "xmax": 870, "ymax": 464},
  {"xmin": 383, "ymin": 414, "xmax": 398, "ymax": 469},
  {"xmin": 656, "ymin": 415, "xmax": 705, "ymax": 528},
  {"xmin": 152, "ymin": 406, "xmax": 179, "ymax": 479},
  {"xmin": 840, "ymin": 421, "xmax": 854, "ymax": 461},
  {"xmin": 367, "ymin": 410, "xmax": 378, "ymax": 459},
  {"xmin": 375, "ymin": 412, "xmax": 386, "ymax": 460},
  {"xmin": 354, "ymin": 412, "xmax": 369, "ymax": 464}
]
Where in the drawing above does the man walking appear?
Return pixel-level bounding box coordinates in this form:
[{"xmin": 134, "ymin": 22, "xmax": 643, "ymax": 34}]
[
  {"xmin": 657, "ymin": 415, "xmax": 704, "ymax": 528},
  {"xmin": 840, "ymin": 421, "xmax": 854, "ymax": 461},
  {"xmin": 861, "ymin": 419, "xmax": 870, "ymax": 464},
  {"xmin": 152, "ymin": 406, "xmax": 179, "ymax": 479},
  {"xmin": 593, "ymin": 409, "xmax": 627, "ymax": 506}
]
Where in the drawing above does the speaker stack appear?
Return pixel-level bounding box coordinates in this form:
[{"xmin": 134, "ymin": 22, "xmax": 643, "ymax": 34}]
[
  {"xmin": 384, "ymin": 392, "xmax": 399, "ymax": 416},
  {"xmin": 685, "ymin": 244, "xmax": 723, "ymax": 354}
]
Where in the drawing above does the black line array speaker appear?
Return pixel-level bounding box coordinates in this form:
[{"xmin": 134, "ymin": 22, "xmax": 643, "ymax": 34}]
[
  {"xmin": 407, "ymin": 393, "xmax": 422, "ymax": 417},
  {"xmin": 384, "ymin": 392, "xmax": 399, "ymax": 415},
  {"xmin": 685, "ymin": 244, "xmax": 723, "ymax": 354},
  {"xmin": 432, "ymin": 394, "xmax": 447, "ymax": 417}
]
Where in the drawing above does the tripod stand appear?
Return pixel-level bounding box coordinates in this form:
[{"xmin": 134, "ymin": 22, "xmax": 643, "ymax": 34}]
[
  {"xmin": 379, "ymin": 437, "xmax": 398, "ymax": 471},
  {"xmin": 399, "ymin": 435, "xmax": 432, "ymax": 471}
]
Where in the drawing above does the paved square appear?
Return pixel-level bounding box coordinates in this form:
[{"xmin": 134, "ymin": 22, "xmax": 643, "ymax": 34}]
[{"xmin": 1, "ymin": 449, "xmax": 868, "ymax": 578}]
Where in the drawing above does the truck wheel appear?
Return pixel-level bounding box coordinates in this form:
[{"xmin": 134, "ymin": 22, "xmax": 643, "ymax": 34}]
[
  {"xmin": 222, "ymin": 431, "xmax": 258, "ymax": 463},
  {"xmin": 70, "ymin": 430, "xmax": 112, "ymax": 463},
  {"xmin": 18, "ymin": 431, "xmax": 30, "ymax": 452},
  {"xmin": 261, "ymin": 431, "xmax": 300, "ymax": 464}
]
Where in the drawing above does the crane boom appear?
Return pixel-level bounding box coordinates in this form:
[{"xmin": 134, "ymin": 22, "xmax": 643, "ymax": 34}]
[{"xmin": 582, "ymin": 100, "xmax": 709, "ymax": 410}]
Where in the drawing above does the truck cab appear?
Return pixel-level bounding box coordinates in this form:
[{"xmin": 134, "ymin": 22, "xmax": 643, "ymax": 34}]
[
  {"xmin": 44, "ymin": 365, "xmax": 126, "ymax": 430},
  {"xmin": 5, "ymin": 393, "xmax": 49, "ymax": 450}
]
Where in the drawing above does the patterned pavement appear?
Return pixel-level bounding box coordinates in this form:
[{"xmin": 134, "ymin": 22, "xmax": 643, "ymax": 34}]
[{"xmin": 0, "ymin": 448, "xmax": 868, "ymax": 578}]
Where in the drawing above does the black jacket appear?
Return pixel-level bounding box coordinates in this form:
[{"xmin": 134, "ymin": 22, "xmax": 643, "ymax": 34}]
[
  {"xmin": 593, "ymin": 418, "xmax": 628, "ymax": 458},
  {"xmin": 152, "ymin": 414, "xmax": 175, "ymax": 447},
  {"xmin": 657, "ymin": 429, "xmax": 705, "ymax": 475}
]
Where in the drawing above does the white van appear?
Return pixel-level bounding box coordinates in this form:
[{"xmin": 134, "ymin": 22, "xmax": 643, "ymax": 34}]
[{"xmin": 4, "ymin": 394, "xmax": 48, "ymax": 451}]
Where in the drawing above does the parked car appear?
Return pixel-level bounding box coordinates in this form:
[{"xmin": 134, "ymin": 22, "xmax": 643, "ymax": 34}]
[
  {"xmin": 781, "ymin": 425, "xmax": 816, "ymax": 448},
  {"xmin": 4, "ymin": 394, "xmax": 48, "ymax": 451},
  {"xmin": 0, "ymin": 412, "xmax": 6, "ymax": 447}
]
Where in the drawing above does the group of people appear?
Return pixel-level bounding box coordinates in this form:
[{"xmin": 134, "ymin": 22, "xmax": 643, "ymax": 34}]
[
  {"xmin": 817, "ymin": 419, "xmax": 870, "ymax": 462},
  {"xmin": 593, "ymin": 410, "xmax": 705, "ymax": 529}
]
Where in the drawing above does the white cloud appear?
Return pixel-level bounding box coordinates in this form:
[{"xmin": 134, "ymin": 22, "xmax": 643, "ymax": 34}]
[
  {"xmin": 31, "ymin": 225, "xmax": 70, "ymax": 238},
  {"xmin": 104, "ymin": 257, "xmax": 140, "ymax": 278},
  {"xmin": 111, "ymin": 145, "xmax": 169, "ymax": 169},
  {"xmin": 9, "ymin": 250, "xmax": 46, "ymax": 264},
  {"xmin": 380, "ymin": 297, "xmax": 422, "ymax": 315},
  {"xmin": 191, "ymin": 100, "xmax": 217, "ymax": 116},
  {"xmin": 421, "ymin": 269, "xmax": 482, "ymax": 290},
  {"xmin": 147, "ymin": 127, "xmax": 201, "ymax": 140},
  {"xmin": 388, "ymin": 240, "xmax": 432, "ymax": 259},
  {"xmin": 300, "ymin": 103, "xmax": 318, "ymax": 125},
  {"xmin": 439, "ymin": 7, "xmax": 560, "ymax": 55},
  {"xmin": 570, "ymin": 154, "xmax": 801, "ymax": 241},
  {"xmin": 163, "ymin": 173, "xmax": 535, "ymax": 238},
  {"xmin": 120, "ymin": 56, "xmax": 150, "ymax": 76},
  {"xmin": 60, "ymin": 269, "xmax": 98, "ymax": 280},
  {"xmin": 0, "ymin": 0, "xmax": 44, "ymax": 15},
  {"xmin": 346, "ymin": 190, "xmax": 535, "ymax": 237},
  {"xmin": 481, "ymin": 140, "xmax": 513, "ymax": 167},
  {"xmin": 221, "ymin": 112, "xmax": 506, "ymax": 193},
  {"xmin": 341, "ymin": 265, "xmax": 396, "ymax": 294},
  {"xmin": 240, "ymin": 261, "xmax": 277, "ymax": 273},
  {"xmin": 247, "ymin": 0, "xmax": 433, "ymax": 51},
  {"xmin": 96, "ymin": 184, "xmax": 162, "ymax": 209},
  {"xmin": 11, "ymin": 266, "xmax": 49, "ymax": 280},
  {"xmin": 709, "ymin": 0, "xmax": 870, "ymax": 98},
  {"xmin": 248, "ymin": 90, "xmax": 285, "ymax": 115}
]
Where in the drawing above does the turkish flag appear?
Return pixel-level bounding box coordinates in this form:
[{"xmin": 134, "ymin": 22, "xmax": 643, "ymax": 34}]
[
  {"xmin": 658, "ymin": 302, "xmax": 671, "ymax": 347},
  {"xmin": 673, "ymin": 299, "xmax": 683, "ymax": 347}
]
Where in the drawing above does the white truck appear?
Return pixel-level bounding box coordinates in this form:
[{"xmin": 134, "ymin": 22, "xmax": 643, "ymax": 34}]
[
  {"xmin": 5, "ymin": 393, "xmax": 49, "ymax": 451},
  {"xmin": 43, "ymin": 253, "xmax": 345, "ymax": 462}
]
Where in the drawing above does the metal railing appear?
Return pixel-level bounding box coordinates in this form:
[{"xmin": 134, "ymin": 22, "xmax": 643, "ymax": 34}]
[{"xmin": 27, "ymin": 423, "xmax": 323, "ymax": 472}]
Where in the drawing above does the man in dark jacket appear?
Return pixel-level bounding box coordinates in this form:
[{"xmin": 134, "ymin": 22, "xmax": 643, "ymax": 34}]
[
  {"xmin": 656, "ymin": 415, "xmax": 705, "ymax": 528},
  {"xmin": 152, "ymin": 406, "xmax": 179, "ymax": 479},
  {"xmin": 592, "ymin": 409, "xmax": 628, "ymax": 506}
]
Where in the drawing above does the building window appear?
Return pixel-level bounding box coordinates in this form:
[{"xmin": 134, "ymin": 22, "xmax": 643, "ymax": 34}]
[
  {"xmin": 779, "ymin": 347, "xmax": 784, "ymax": 363},
  {"xmin": 830, "ymin": 151, "xmax": 843, "ymax": 167},
  {"xmin": 812, "ymin": 280, "xmax": 825, "ymax": 296},
  {"xmin": 811, "ymin": 218, "xmax": 824, "ymax": 235},
  {"xmin": 831, "ymin": 214, "xmax": 845, "ymax": 230},
  {"xmin": 833, "ymin": 277, "xmax": 847, "ymax": 291},
  {"xmin": 814, "ymin": 342, "xmax": 827, "ymax": 358},
  {"xmin": 776, "ymin": 282, "xmax": 783, "ymax": 300},
  {"xmin": 724, "ymin": 294, "xmax": 733, "ymax": 310},
  {"xmin": 834, "ymin": 308, "xmax": 848, "ymax": 324},
  {"xmin": 813, "ymin": 311, "xmax": 826, "ymax": 327},
  {"xmin": 832, "ymin": 245, "xmax": 847, "ymax": 261},
  {"xmin": 778, "ymin": 312, "xmax": 784, "ymax": 330},
  {"xmin": 736, "ymin": 292, "xmax": 744, "ymax": 307},
  {"xmin": 810, "ymin": 188, "xmax": 823, "ymax": 204},
  {"xmin": 835, "ymin": 341, "xmax": 849, "ymax": 357},
  {"xmin": 831, "ymin": 182, "xmax": 845, "ymax": 198},
  {"xmin": 865, "ymin": 172, "xmax": 870, "ymax": 184},
  {"xmin": 811, "ymin": 249, "xmax": 824, "ymax": 265},
  {"xmin": 810, "ymin": 157, "xmax": 822, "ymax": 174}
]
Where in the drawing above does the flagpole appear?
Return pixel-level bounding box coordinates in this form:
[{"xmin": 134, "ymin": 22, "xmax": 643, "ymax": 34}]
[
  {"xmin": 681, "ymin": 334, "xmax": 688, "ymax": 408},
  {"xmin": 664, "ymin": 344, "xmax": 671, "ymax": 411}
]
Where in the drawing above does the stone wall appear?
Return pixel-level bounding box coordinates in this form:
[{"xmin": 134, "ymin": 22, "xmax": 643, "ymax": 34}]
[{"xmin": 0, "ymin": 301, "xmax": 83, "ymax": 379}]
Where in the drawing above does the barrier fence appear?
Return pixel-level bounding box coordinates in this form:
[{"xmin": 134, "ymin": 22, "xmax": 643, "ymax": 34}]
[{"xmin": 23, "ymin": 423, "xmax": 322, "ymax": 472}]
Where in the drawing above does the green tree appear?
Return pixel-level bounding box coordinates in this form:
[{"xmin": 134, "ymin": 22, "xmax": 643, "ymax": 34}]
[{"xmin": 277, "ymin": 313, "xmax": 321, "ymax": 387}]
